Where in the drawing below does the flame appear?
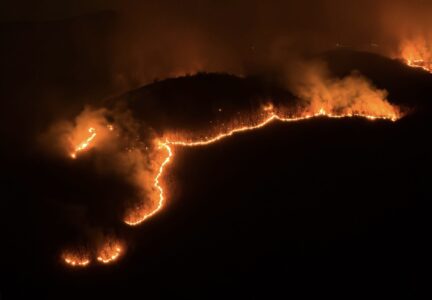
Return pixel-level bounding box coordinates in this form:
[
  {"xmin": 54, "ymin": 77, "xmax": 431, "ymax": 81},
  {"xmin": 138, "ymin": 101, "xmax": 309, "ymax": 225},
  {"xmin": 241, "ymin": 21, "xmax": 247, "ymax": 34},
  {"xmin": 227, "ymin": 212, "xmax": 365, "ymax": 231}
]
[
  {"xmin": 263, "ymin": 103, "xmax": 274, "ymax": 112},
  {"xmin": 96, "ymin": 240, "xmax": 123, "ymax": 264},
  {"xmin": 64, "ymin": 98, "xmax": 401, "ymax": 266},
  {"xmin": 69, "ymin": 124, "xmax": 115, "ymax": 159},
  {"xmin": 123, "ymin": 142, "xmax": 173, "ymax": 225},
  {"xmin": 62, "ymin": 251, "xmax": 91, "ymax": 267},
  {"xmin": 62, "ymin": 239, "xmax": 123, "ymax": 267},
  {"xmin": 400, "ymin": 38, "xmax": 432, "ymax": 73},
  {"xmin": 124, "ymin": 106, "xmax": 400, "ymax": 226},
  {"xmin": 70, "ymin": 127, "xmax": 96, "ymax": 159},
  {"xmin": 405, "ymin": 58, "xmax": 432, "ymax": 73}
]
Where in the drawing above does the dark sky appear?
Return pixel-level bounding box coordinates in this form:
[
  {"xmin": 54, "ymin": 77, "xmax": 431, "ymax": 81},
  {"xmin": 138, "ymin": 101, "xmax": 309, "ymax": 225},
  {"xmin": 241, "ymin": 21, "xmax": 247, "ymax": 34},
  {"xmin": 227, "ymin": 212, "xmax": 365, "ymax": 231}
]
[
  {"xmin": 3, "ymin": 0, "xmax": 432, "ymax": 93},
  {"xmin": 3, "ymin": 0, "xmax": 431, "ymax": 89}
]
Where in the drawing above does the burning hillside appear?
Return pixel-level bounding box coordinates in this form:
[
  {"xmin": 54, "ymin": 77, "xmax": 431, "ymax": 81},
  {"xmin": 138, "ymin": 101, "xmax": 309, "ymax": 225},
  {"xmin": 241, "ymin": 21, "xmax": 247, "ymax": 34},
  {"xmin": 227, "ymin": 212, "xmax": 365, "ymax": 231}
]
[
  {"xmin": 2, "ymin": 1, "xmax": 431, "ymax": 295},
  {"xmin": 56, "ymin": 68, "xmax": 402, "ymax": 267}
]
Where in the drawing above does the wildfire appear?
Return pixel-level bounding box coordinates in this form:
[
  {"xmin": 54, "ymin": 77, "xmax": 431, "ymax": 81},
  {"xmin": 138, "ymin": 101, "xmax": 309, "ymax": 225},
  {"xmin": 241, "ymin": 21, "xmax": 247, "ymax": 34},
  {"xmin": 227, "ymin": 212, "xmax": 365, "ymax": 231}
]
[
  {"xmin": 62, "ymin": 251, "xmax": 91, "ymax": 267},
  {"xmin": 64, "ymin": 98, "xmax": 401, "ymax": 266},
  {"xmin": 62, "ymin": 239, "xmax": 123, "ymax": 267},
  {"xmin": 400, "ymin": 38, "xmax": 432, "ymax": 73},
  {"xmin": 124, "ymin": 142, "xmax": 173, "ymax": 225},
  {"xmin": 124, "ymin": 106, "xmax": 400, "ymax": 226},
  {"xmin": 69, "ymin": 124, "xmax": 114, "ymax": 159},
  {"xmin": 70, "ymin": 127, "xmax": 96, "ymax": 159},
  {"xmin": 96, "ymin": 240, "xmax": 123, "ymax": 264},
  {"xmin": 405, "ymin": 58, "xmax": 432, "ymax": 73}
]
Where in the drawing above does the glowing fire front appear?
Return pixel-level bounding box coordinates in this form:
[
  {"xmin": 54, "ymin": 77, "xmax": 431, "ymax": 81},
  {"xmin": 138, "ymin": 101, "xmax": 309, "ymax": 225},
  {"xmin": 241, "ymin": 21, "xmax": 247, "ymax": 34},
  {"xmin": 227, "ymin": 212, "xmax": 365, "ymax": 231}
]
[
  {"xmin": 63, "ymin": 100, "xmax": 401, "ymax": 267},
  {"xmin": 97, "ymin": 240, "xmax": 123, "ymax": 264},
  {"xmin": 124, "ymin": 106, "xmax": 400, "ymax": 226},
  {"xmin": 62, "ymin": 251, "xmax": 91, "ymax": 267},
  {"xmin": 69, "ymin": 124, "xmax": 114, "ymax": 159},
  {"xmin": 63, "ymin": 240, "xmax": 123, "ymax": 267},
  {"xmin": 70, "ymin": 127, "xmax": 96, "ymax": 159},
  {"xmin": 405, "ymin": 57, "xmax": 432, "ymax": 73},
  {"xmin": 400, "ymin": 38, "xmax": 432, "ymax": 73}
]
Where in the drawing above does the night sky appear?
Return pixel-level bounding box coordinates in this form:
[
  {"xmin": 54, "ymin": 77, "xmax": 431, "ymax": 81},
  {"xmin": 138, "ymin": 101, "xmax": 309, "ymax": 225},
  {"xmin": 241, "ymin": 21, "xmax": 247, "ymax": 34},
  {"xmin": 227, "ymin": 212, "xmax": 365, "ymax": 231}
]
[{"xmin": 1, "ymin": 1, "xmax": 431, "ymax": 299}]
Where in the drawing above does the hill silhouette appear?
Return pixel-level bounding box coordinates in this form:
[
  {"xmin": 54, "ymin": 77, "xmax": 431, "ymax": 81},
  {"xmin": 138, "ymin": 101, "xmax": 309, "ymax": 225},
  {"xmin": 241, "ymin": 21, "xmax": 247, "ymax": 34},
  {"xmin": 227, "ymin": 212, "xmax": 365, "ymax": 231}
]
[{"xmin": 1, "ymin": 49, "xmax": 430, "ymax": 298}]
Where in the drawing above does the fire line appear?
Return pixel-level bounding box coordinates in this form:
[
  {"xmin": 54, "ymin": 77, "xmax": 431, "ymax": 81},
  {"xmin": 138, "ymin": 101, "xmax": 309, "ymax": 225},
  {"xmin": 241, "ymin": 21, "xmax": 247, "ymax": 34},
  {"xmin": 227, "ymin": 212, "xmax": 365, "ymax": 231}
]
[
  {"xmin": 70, "ymin": 127, "xmax": 96, "ymax": 159},
  {"xmin": 124, "ymin": 108, "xmax": 399, "ymax": 226},
  {"xmin": 63, "ymin": 106, "xmax": 400, "ymax": 267},
  {"xmin": 405, "ymin": 58, "xmax": 432, "ymax": 73}
]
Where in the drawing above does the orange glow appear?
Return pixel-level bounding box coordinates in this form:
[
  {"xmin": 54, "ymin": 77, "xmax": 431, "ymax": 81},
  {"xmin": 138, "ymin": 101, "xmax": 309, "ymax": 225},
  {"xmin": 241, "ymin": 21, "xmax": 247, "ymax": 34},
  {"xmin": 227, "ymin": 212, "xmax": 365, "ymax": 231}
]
[
  {"xmin": 123, "ymin": 142, "xmax": 173, "ymax": 225},
  {"xmin": 62, "ymin": 251, "xmax": 91, "ymax": 267},
  {"xmin": 263, "ymin": 103, "xmax": 274, "ymax": 112},
  {"xmin": 96, "ymin": 240, "xmax": 123, "ymax": 264},
  {"xmin": 64, "ymin": 100, "xmax": 401, "ymax": 267},
  {"xmin": 405, "ymin": 58, "xmax": 432, "ymax": 73},
  {"xmin": 62, "ymin": 240, "xmax": 123, "ymax": 267},
  {"xmin": 124, "ymin": 106, "xmax": 400, "ymax": 226},
  {"xmin": 70, "ymin": 127, "xmax": 96, "ymax": 159},
  {"xmin": 400, "ymin": 38, "xmax": 432, "ymax": 73},
  {"xmin": 69, "ymin": 124, "xmax": 115, "ymax": 159}
]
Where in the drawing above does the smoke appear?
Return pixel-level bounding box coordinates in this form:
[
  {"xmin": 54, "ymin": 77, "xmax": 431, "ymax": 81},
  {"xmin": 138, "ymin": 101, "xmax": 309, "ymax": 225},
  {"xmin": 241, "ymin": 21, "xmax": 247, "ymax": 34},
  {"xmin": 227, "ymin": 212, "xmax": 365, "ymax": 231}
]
[
  {"xmin": 46, "ymin": 57, "xmax": 400, "ymax": 231},
  {"xmin": 40, "ymin": 107, "xmax": 113, "ymax": 159},
  {"xmin": 41, "ymin": 104, "xmax": 165, "ymax": 263},
  {"xmin": 103, "ymin": 0, "xmax": 432, "ymax": 88},
  {"xmin": 284, "ymin": 61, "xmax": 399, "ymax": 118},
  {"xmin": 58, "ymin": 106, "xmax": 160, "ymax": 212},
  {"xmin": 3, "ymin": 0, "xmax": 431, "ymax": 142},
  {"xmin": 3, "ymin": 0, "xmax": 419, "ymax": 268}
]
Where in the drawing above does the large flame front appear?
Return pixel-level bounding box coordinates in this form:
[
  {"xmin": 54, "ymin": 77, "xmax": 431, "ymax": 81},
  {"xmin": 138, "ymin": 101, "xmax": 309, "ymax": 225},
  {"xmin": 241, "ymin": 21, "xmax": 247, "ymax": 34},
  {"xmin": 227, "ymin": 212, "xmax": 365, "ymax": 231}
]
[
  {"xmin": 62, "ymin": 239, "xmax": 123, "ymax": 267},
  {"xmin": 400, "ymin": 37, "xmax": 432, "ymax": 73},
  {"xmin": 124, "ymin": 105, "xmax": 399, "ymax": 226},
  {"xmin": 63, "ymin": 95, "xmax": 401, "ymax": 267}
]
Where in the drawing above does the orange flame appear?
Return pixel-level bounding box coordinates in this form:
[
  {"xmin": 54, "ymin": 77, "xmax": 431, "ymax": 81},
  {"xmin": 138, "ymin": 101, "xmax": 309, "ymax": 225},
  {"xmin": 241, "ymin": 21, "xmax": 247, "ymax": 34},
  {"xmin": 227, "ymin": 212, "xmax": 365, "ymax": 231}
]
[
  {"xmin": 69, "ymin": 124, "xmax": 115, "ymax": 159},
  {"xmin": 400, "ymin": 38, "xmax": 432, "ymax": 73},
  {"xmin": 65, "ymin": 99, "xmax": 401, "ymax": 267},
  {"xmin": 96, "ymin": 240, "xmax": 123, "ymax": 264},
  {"xmin": 124, "ymin": 106, "xmax": 400, "ymax": 226},
  {"xmin": 62, "ymin": 251, "xmax": 91, "ymax": 267},
  {"xmin": 70, "ymin": 127, "xmax": 96, "ymax": 159}
]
